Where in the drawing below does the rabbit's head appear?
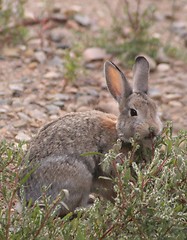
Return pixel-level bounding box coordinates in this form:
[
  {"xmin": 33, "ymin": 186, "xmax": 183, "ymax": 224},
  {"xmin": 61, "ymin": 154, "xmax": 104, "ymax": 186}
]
[{"xmin": 104, "ymin": 56, "xmax": 162, "ymax": 146}]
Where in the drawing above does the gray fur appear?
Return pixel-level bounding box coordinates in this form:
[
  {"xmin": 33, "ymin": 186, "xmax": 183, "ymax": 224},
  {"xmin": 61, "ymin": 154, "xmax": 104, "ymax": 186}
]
[
  {"xmin": 133, "ymin": 56, "xmax": 149, "ymax": 93},
  {"xmin": 19, "ymin": 56, "xmax": 162, "ymax": 216}
]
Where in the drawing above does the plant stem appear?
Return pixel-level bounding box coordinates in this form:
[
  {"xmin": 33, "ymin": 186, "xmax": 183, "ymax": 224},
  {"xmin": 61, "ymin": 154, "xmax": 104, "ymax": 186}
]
[{"xmin": 31, "ymin": 195, "xmax": 63, "ymax": 240}]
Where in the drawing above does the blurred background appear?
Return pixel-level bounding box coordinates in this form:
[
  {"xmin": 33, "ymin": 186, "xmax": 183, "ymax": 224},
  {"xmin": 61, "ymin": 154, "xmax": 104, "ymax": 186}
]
[{"xmin": 0, "ymin": 0, "xmax": 187, "ymax": 141}]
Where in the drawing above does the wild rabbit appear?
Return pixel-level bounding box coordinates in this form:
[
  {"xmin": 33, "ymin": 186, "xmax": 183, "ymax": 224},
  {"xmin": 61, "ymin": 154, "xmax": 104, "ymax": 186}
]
[{"xmin": 19, "ymin": 56, "xmax": 162, "ymax": 216}]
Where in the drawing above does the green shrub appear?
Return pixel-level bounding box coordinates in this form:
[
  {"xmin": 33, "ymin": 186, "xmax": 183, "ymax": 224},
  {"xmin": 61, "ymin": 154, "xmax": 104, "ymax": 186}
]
[
  {"xmin": 0, "ymin": 0, "xmax": 27, "ymax": 44},
  {"xmin": 92, "ymin": 0, "xmax": 161, "ymax": 66},
  {"xmin": 0, "ymin": 123, "xmax": 187, "ymax": 239}
]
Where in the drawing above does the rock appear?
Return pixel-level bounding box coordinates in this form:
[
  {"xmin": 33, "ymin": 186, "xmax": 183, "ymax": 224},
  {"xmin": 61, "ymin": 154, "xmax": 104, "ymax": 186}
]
[
  {"xmin": 44, "ymin": 71, "xmax": 61, "ymax": 79},
  {"xmin": 0, "ymin": 108, "xmax": 8, "ymax": 113},
  {"xmin": 162, "ymin": 93, "xmax": 182, "ymax": 103},
  {"xmin": 49, "ymin": 27, "xmax": 66, "ymax": 42},
  {"xmin": 165, "ymin": 11, "xmax": 176, "ymax": 20},
  {"xmin": 48, "ymin": 56, "xmax": 63, "ymax": 67},
  {"xmin": 66, "ymin": 19, "xmax": 80, "ymax": 30},
  {"xmin": 157, "ymin": 63, "xmax": 170, "ymax": 72},
  {"xmin": 154, "ymin": 12, "xmax": 165, "ymax": 21},
  {"xmin": 149, "ymin": 88, "xmax": 162, "ymax": 100},
  {"xmin": 65, "ymin": 103, "xmax": 77, "ymax": 112},
  {"xmin": 64, "ymin": 5, "xmax": 82, "ymax": 17},
  {"xmin": 10, "ymin": 84, "xmax": 23, "ymax": 93},
  {"xmin": 85, "ymin": 88, "xmax": 100, "ymax": 97},
  {"xmin": 46, "ymin": 104, "xmax": 60, "ymax": 115},
  {"xmin": 28, "ymin": 109, "xmax": 47, "ymax": 121},
  {"xmin": 51, "ymin": 13, "xmax": 67, "ymax": 23},
  {"xmin": 169, "ymin": 101, "xmax": 183, "ymax": 107},
  {"xmin": 13, "ymin": 120, "xmax": 27, "ymax": 128},
  {"xmin": 79, "ymin": 87, "xmax": 100, "ymax": 97},
  {"xmin": 23, "ymin": 48, "xmax": 34, "ymax": 58},
  {"xmin": 85, "ymin": 61, "xmax": 103, "ymax": 69},
  {"xmin": 17, "ymin": 112, "xmax": 31, "ymax": 121},
  {"xmin": 56, "ymin": 43, "xmax": 70, "ymax": 50},
  {"xmin": 65, "ymin": 86, "xmax": 78, "ymax": 94},
  {"xmin": 9, "ymin": 84, "xmax": 24, "ymax": 95},
  {"xmin": 0, "ymin": 92, "xmax": 6, "ymax": 96},
  {"xmin": 15, "ymin": 132, "xmax": 31, "ymax": 141},
  {"xmin": 0, "ymin": 99, "xmax": 11, "ymax": 105},
  {"xmin": 52, "ymin": 4, "xmax": 61, "ymax": 13},
  {"xmin": 52, "ymin": 100, "xmax": 65, "ymax": 108},
  {"xmin": 96, "ymin": 100, "xmax": 119, "ymax": 116},
  {"xmin": 77, "ymin": 106, "xmax": 92, "ymax": 112},
  {"xmin": 34, "ymin": 51, "xmax": 47, "ymax": 64},
  {"xmin": 2, "ymin": 47, "xmax": 20, "ymax": 58},
  {"xmin": 76, "ymin": 95, "xmax": 97, "ymax": 107},
  {"xmin": 74, "ymin": 14, "xmax": 91, "ymax": 27},
  {"xmin": 28, "ymin": 38, "xmax": 48, "ymax": 49},
  {"xmin": 28, "ymin": 62, "xmax": 38, "ymax": 69},
  {"xmin": 83, "ymin": 47, "xmax": 108, "ymax": 62},
  {"xmin": 12, "ymin": 98, "xmax": 23, "ymax": 107},
  {"xmin": 171, "ymin": 21, "xmax": 187, "ymax": 37},
  {"xmin": 49, "ymin": 93, "xmax": 70, "ymax": 101},
  {"xmin": 23, "ymin": 10, "xmax": 35, "ymax": 21}
]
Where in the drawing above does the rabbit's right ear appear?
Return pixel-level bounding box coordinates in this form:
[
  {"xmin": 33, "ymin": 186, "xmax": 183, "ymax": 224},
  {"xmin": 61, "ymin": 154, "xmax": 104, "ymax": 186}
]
[
  {"xmin": 104, "ymin": 61, "xmax": 132, "ymax": 103},
  {"xmin": 133, "ymin": 56, "xmax": 149, "ymax": 94}
]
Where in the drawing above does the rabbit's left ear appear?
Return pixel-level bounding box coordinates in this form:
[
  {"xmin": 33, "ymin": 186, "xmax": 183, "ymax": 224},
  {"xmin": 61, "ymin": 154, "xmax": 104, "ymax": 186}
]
[
  {"xmin": 104, "ymin": 61, "xmax": 132, "ymax": 103},
  {"xmin": 133, "ymin": 56, "xmax": 149, "ymax": 94}
]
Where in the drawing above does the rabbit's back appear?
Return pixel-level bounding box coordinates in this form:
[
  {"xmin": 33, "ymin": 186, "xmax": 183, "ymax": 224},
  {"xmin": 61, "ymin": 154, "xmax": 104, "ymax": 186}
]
[{"xmin": 27, "ymin": 110, "xmax": 117, "ymax": 164}]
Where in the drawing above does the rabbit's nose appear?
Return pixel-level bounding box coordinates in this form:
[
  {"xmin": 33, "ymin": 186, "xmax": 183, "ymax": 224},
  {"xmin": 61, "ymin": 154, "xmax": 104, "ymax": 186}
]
[
  {"xmin": 148, "ymin": 126, "xmax": 160, "ymax": 138},
  {"xmin": 144, "ymin": 127, "xmax": 157, "ymax": 140}
]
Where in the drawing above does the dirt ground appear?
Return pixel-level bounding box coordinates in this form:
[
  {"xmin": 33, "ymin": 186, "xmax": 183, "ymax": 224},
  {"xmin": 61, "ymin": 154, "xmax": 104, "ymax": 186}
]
[{"xmin": 0, "ymin": 0, "xmax": 187, "ymax": 142}]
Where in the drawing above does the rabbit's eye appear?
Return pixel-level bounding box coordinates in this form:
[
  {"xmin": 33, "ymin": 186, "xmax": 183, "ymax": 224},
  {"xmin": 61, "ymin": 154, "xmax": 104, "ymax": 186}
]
[{"xmin": 130, "ymin": 108, "xmax": 137, "ymax": 116}]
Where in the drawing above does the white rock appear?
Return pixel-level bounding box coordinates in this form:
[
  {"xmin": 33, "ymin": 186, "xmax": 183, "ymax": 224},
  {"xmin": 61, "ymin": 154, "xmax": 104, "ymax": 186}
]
[
  {"xmin": 34, "ymin": 51, "xmax": 47, "ymax": 64},
  {"xmin": 44, "ymin": 71, "xmax": 61, "ymax": 79},
  {"xmin": 74, "ymin": 14, "xmax": 91, "ymax": 27},
  {"xmin": 51, "ymin": 13, "xmax": 67, "ymax": 23},
  {"xmin": 169, "ymin": 101, "xmax": 183, "ymax": 107},
  {"xmin": 157, "ymin": 63, "xmax": 170, "ymax": 72},
  {"xmin": 9, "ymin": 84, "xmax": 24, "ymax": 92},
  {"xmin": 164, "ymin": 93, "xmax": 182, "ymax": 101},
  {"xmin": 28, "ymin": 109, "xmax": 47, "ymax": 121},
  {"xmin": 149, "ymin": 88, "xmax": 162, "ymax": 100},
  {"xmin": 46, "ymin": 105, "xmax": 60, "ymax": 115},
  {"xmin": 15, "ymin": 132, "xmax": 31, "ymax": 141}
]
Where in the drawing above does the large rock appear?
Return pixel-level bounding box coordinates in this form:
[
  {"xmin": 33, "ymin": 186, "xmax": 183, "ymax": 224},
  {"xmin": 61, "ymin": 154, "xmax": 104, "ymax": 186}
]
[
  {"xmin": 74, "ymin": 14, "xmax": 91, "ymax": 27},
  {"xmin": 83, "ymin": 47, "xmax": 109, "ymax": 62}
]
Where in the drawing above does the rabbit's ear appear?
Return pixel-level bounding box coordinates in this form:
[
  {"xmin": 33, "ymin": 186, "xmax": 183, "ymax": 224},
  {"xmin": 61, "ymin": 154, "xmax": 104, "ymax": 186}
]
[
  {"xmin": 133, "ymin": 56, "xmax": 149, "ymax": 94},
  {"xmin": 104, "ymin": 61, "xmax": 132, "ymax": 103}
]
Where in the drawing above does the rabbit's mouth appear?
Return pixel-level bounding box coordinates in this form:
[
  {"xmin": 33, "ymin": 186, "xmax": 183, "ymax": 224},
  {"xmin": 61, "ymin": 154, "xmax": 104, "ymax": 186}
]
[
  {"xmin": 143, "ymin": 131, "xmax": 160, "ymax": 147},
  {"xmin": 144, "ymin": 133, "xmax": 156, "ymax": 140},
  {"xmin": 144, "ymin": 126, "xmax": 161, "ymax": 141}
]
